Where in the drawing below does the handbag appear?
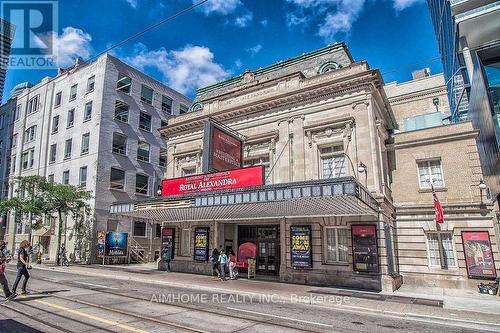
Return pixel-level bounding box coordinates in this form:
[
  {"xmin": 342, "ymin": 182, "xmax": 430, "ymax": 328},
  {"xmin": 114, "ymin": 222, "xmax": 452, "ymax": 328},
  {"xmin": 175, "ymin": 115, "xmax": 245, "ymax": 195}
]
[{"xmin": 0, "ymin": 263, "xmax": 5, "ymax": 274}]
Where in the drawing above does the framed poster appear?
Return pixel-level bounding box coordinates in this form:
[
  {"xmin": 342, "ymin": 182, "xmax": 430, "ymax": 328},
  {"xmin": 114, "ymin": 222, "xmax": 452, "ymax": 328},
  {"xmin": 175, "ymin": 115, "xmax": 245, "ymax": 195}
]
[
  {"xmin": 351, "ymin": 225, "xmax": 379, "ymax": 273},
  {"xmin": 202, "ymin": 121, "xmax": 243, "ymax": 173},
  {"xmin": 161, "ymin": 228, "xmax": 175, "ymax": 260},
  {"xmin": 96, "ymin": 230, "xmax": 106, "ymax": 258},
  {"xmin": 462, "ymin": 231, "xmax": 497, "ymax": 279},
  {"xmin": 194, "ymin": 227, "xmax": 209, "ymax": 261},
  {"xmin": 105, "ymin": 232, "xmax": 128, "ymax": 257},
  {"xmin": 290, "ymin": 225, "xmax": 312, "ymax": 268}
]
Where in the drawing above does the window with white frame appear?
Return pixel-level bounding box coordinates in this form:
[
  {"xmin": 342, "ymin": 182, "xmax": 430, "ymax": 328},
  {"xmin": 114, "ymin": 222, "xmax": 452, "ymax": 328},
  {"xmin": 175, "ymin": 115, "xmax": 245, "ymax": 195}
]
[
  {"xmin": 21, "ymin": 149, "xmax": 35, "ymax": 170},
  {"xmin": 67, "ymin": 109, "xmax": 75, "ymax": 128},
  {"xmin": 27, "ymin": 95, "xmax": 40, "ymax": 114},
  {"xmin": 79, "ymin": 166, "xmax": 87, "ymax": 188},
  {"xmin": 54, "ymin": 91, "xmax": 62, "ymax": 107},
  {"xmin": 162, "ymin": 95, "xmax": 172, "ymax": 114},
  {"xmin": 159, "ymin": 148, "xmax": 168, "ymax": 167},
  {"xmin": 24, "ymin": 125, "xmax": 37, "ymax": 143},
  {"xmin": 69, "ymin": 84, "xmax": 77, "ymax": 101},
  {"xmin": 244, "ymin": 155, "xmax": 270, "ymax": 184},
  {"xmin": 81, "ymin": 133, "xmax": 90, "ymax": 155},
  {"xmin": 139, "ymin": 112, "xmax": 152, "ymax": 131},
  {"xmin": 319, "ymin": 144, "xmax": 346, "ymax": 179},
  {"xmin": 117, "ymin": 74, "xmax": 132, "ymax": 94},
  {"xmin": 137, "ymin": 141, "xmax": 150, "ymax": 162},
  {"xmin": 417, "ymin": 159, "xmax": 444, "ymax": 189},
  {"xmin": 87, "ymin": 75, "xmax": 95, "ymax": 92},
  {"xmin": 52, "ymin": 115, "xmax": 59, "ymax": 133},
  {"xmin": 64, "ymin": 138, "xmax": 72, "ymax": 159},
  {"xmin": 179, "ymin": 104, "xmax": 188, "ymax": 114},
  {"xmin": 140, "ymin": 85, "xmax": 153, "ymax": 105},
  {"xmin": 11, "ymin": 134, "xmax": 17, "ymax": 149},
  {"xmin": 62, "ymin": 170, "xmax": 70, "ymax": 185},
  {"xmin": 114, "ymin": 100, "xmax": 129, "ymax": 123},
  {"xmin": 112, "ymin": 132, "xmax": 127, "ymax": 155},
  {"xmin": 47, "ymin": 174, "xmax": 54, "ymax": 183},
  {"xmin": 180, "ymin": 228, "xmax": 191, "ymax": 256},
  {"xmin": 426, "ymin": 232, "xmax": 456, "ymax": 268},
  {"xmin": 324, "ymin": 227, "xmax": 349, "ymax": 263},
  {"xmin": 110, "ymin": 168, "xmax": 125, "ymax": 190},
  {"xmin": 14, "ymin": 105, "xmax": 21, "ymax": 121},
  {"xmin": 83, "ymin": 101, "xmax": 92, "ymax": 121},
  {"xmin": 49, "ymin": 144, "xmax": 57, "ymax": 163},
  {"xmin": 135, "ymin": 174, "xmax": 149, "ymax": 195}
]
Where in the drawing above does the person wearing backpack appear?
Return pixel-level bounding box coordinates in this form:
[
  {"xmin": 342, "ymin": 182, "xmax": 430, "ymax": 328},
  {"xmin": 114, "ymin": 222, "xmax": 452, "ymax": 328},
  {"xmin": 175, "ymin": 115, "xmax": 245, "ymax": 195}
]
[
  {"xmin": 0, "ymin": 240, "xmax": 14, "ymax": 300},
  {"xmin": 218, "ymin": 250, "xmax": 228, "ymax": 281},
  {"xmin": 210, "ymin": 248, "xmax": 219, "ymax": 280}
]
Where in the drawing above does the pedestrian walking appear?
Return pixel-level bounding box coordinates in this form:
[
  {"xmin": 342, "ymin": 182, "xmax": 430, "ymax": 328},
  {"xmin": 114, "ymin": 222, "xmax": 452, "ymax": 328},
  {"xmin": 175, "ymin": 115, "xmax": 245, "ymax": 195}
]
[
  {"xmin": 0, "ymin": 240, "xmax": 14, "ymax": 300},
  {"xmin": 228, "ymin": 249, "xmax": 237, "ymax": 280},
  {"xmin": 163, "ymin": 248, "xmax": 172, "ymax": 272},
  {"xmin": 210, "ymin": 248, "xmax": 219, "ymax": 280},
  {"xmin": 218, "ymin": 250, "xmax": 228, "ymax": 281},
  {"xmin": 12, "ymin": 240, "xmax": 31, "ymax": 295},
  {"xmin": 59, "ymin": 244, "xmax": 69, "ymax": 266}
]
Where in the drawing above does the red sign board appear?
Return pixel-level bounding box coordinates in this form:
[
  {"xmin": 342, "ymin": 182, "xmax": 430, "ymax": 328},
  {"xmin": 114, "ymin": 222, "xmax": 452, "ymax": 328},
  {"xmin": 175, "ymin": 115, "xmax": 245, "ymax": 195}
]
[
  {"xmin": 161, "ymin": 165, "xmax": 264, "ymax": 196},
  {"xmin": 462, "ymin": 231, "xmax": 497, "ymax": 279},
  {"xmin": 212, "ymin": 127, "xmax": 242, "ymax": 171}
]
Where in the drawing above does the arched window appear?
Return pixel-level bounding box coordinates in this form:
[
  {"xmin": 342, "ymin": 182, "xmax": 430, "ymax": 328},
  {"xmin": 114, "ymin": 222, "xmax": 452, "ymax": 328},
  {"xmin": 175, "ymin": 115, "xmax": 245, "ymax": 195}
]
[{"xmin": 318, "ymin": 62, "xmax": 341, "ymax": 74}]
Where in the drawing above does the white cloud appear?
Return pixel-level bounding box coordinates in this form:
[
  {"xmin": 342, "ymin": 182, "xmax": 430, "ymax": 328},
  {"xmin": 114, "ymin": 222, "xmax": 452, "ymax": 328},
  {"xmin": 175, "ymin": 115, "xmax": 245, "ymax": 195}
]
[
  {"xmin": 247, "ymin": 44, "xmax": 263, "ymax": 56},
  {"xmin": 124, "ymin": 44, "xmax": 230, "ymax": 95},
  {"xmin": 196, "ymin": 0, "xmax": 242, "ymax": 15},
  {"xmin": 234, "ymin": 12, "xmax": 253, "ymax": 27},
  {"xmin": 286, "ymin": 13, "xmax": 309, "ymax": 27},
  {"xmin": 234, "ymin": 59, "xmax": 243, "ymax": 69},
  {"xmin": 50, "ymin": 27, "xmax": 92, "ymax": 68},
  {"xmin": 393, "ymin": 0, "xmax": 424, "ymax": 11},
  {"xmin": 318, "ymin": 0, "xmax": 366, "ymax": 41},
  {"xmin": 260, "ymin": 19, "xmax": 268, "ymax": 27},
  {"xmin": 125, "ymin": 0, "xmax": 138, "ymax": 8}
]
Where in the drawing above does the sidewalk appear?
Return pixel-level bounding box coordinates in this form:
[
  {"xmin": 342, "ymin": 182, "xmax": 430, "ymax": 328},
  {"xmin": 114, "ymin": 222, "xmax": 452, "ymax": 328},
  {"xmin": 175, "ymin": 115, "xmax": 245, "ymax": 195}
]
[{"xmin": 30, "ymin": 263, "xmax": 500, "ymax": 330}]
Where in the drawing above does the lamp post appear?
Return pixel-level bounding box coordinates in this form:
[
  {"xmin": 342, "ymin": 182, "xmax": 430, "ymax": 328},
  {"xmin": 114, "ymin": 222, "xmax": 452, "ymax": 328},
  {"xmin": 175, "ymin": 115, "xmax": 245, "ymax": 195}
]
[
  {"xmin": 357, "ymin": 162, "xmax": 367, "ymax": 187},
  {"xmin": 479, "ymin": 179, "xmax": 487, "ymax": 204}
]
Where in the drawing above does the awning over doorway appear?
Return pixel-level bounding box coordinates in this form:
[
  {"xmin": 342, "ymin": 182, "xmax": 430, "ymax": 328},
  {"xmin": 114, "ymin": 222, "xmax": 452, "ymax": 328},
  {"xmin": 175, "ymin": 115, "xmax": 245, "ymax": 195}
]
[{"xmin": 109, "ymin": 177, "xmax": 379, "ymax": 223}]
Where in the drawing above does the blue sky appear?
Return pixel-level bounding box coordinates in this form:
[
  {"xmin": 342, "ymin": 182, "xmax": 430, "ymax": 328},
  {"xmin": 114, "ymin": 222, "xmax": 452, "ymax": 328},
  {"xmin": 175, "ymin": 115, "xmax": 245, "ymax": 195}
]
[{"xmin": 2, "ymin": 0, "xmax": 441, "ymax": 102}]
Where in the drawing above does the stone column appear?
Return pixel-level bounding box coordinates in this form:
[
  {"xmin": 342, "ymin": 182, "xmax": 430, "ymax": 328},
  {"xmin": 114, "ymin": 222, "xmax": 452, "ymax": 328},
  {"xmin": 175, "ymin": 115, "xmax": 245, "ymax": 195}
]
[
  {"xmin": 275, "ymin": 119, "xmax": 291, "ymax": 183},
  {"xmin": 290, "ymin": 116, "xmax": 306, "ymax": 182}
]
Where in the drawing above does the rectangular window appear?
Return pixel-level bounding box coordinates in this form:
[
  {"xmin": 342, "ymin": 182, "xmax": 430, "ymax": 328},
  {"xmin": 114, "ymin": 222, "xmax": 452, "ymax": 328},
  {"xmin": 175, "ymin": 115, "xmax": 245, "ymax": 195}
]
[
  {"xmin": 69, "ymin": 84, "xmax": 77, "ymax": 101},
  {"xmin": 67, "ymin": 109, "xmax": 75, "ymax": 128},
  {"xmin": 54, "ymin": 91, "xmax": 62, "ymax": 107},
  {"xmin": 112, "ymin": 132, "xmax": 127, "ymax": 155},
  {"xmin": 21, "ymin": 151, "xmax": 30, "ymax": 170},
  {"xmin": 133, "ymin": 221, "xmax": 147, "ymax": 237},
  {"xmin": 181, "ymin": 229, "xmax": 191, "ymax": 256},
  {"xmin": 325, "ymin": 228, "xmax": 349, "ymax": 263},
  {"xmin": 159, "ymin": 148, "xmax": 168, "ymax": 167},
  {"xmin": 64, "ymin": 138, "xmax": 72, "ymax": 159},
  {"xmin": 79, "ymin": 166, "xmax": 87, "ymax": 188},
  {"xmin": 0, "ymin": 115, "xmax": 5, "ymax": 129},
  {"xmin": 87, "ymin": 75, "xmax": 95, "ymax": 92},
  {"xmin": 81, "ymin": 132, "xmax": 90, "ymax": 155},
  {"xmin": 11, "ymin": 134, "xmax": 17, "ymax": 149},
  {"xmin": 180, "ymin": 104, "xmax": 188, "ymax": 114},
  {"xmin": 116, "ymin": 73, "xmax": 131, "ymax": 94},
  {"xmin": 83, "ymin": 101, "xmax": 92, "ymax": 121},
  {"xmin": 426, "ymin": 232, "xmax": 456, "ymax": 268},
  {"xmin": 28, "ymin": 95, "xmax": 40, "ymax": 114},
  {"xmin": 110, "ymin": 168, "xmax": 125, "ymax": 190},
  {"xmin": 155, "ymin": 224, "xmax": 161, "ymax": 238},
  {"xmin": 139, "ymin": 112, "xmax": 152, "ymax": 132},
  {"xmin": 24, "ymin": 125, "xmax": 37, "ymax": 143},
  {"xmin": 319, "ymin": 145, "xmax": 346, "ymax": 179},
  {"xmin": 47, "ymin": 174, "xmax": 54, "ymax": 183},
  {"xmin": 51, "ymin": 115, "xmax": 59, "ymax": 133},
  {"xmin": 135, "ymin": 174, "xmax": 149, "ymax": 195},
  {"xmin": 14, "ymin": 105, "xmax": 21, "ymax": 121},
  {"xmin": 49, "ymin": 144, "xmax": 57, "ymax": 163},
  {"xmin": 161, "ymin": 95, "xmax": 172, "ymax": 114},
  {"xmin": 62, "ymin": 170, "xmax": 70, "ymax": 185},
  {"xmin": 137, "ymin": 141, "xmax": 150, "ymax": 162},
  {"xmin": 114, "ymin": 100, "xmax": 129, "ymax": 123},
  {"xmin": 140, "ymin": 85, "xmax": 153, "ymax": 105},
  {"xmin": 418, "ymin": 160, "xmax": 444, "ymax": 189}
]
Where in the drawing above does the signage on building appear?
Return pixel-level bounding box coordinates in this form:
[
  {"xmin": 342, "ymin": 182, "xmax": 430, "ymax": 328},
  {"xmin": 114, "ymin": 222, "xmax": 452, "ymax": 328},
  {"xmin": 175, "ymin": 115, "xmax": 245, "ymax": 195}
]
[
  {"xmin": 96, "ymin": 230, "xmax": 106, "ymax": 258},
  {"xmin": 161, "ymin": 165, "xmax": 264, "ymax": 196},
  {"xmin": 161, "ymin": 228, "xmax": 175, "ymax": 260},
  {"xmin": 194, "ymin": 227, "xmax": 209, "ymax": 261},
  {"xmin": 462, "ymin": 231, "xmax": 497, "ymax": 279},
  {"xmin": 290, "ymin": 225, "xmax": 312, "ymax": 268},
  {"xmin": 352, "ymin": 225, "xmax": 379, "ymax": 273},
  {"xmin": 105, "ymin": 232, "xmax": 128, "ymax": 257},
  {"xmin": 202, "ymin": 121, "xmax": 243, "ymax": 173}
]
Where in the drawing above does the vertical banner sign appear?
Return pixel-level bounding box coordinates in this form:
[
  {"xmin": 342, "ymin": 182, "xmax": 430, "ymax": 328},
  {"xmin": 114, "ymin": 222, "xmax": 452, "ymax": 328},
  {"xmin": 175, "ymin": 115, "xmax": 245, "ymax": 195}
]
[
  {"xmin": 194, "ymin": 228, "xmax": 209, "ymax": 261},
  {"xmin": 105, "ymin": 232, "xmax": 128, "ymax": 257},
  {"xmin": 161, "ymin": 228, "xmax": 175, "ymax": 260},
  {"xmin": 352, "ymin": 225, "xmax": 379, "ymax": 273},
  {"xmin": 96, "ymin": 230, "xmax": 106, "ymax": 258},
  {"xmin": 290, "ymin": 225, "xmax": 312, "ymax": 268},
  {"xmin": 202, "ymin": 121, "xmax": 243, "ymax": 173},
  {"xmin": 462, "ymin": 231, "xmax": 497, "ymax": 279}
]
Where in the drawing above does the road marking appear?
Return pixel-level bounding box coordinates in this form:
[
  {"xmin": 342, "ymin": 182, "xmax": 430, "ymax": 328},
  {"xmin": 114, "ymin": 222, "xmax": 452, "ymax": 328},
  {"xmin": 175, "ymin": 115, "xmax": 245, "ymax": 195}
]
[
  {"xmin": 76, "ymin": 281, "xmax": 119, "ymax": 289},
  {"xmin": 225, "ymin": 307, "xmax": 334, "ymax": 328},
  {"xmin": 34, "ymin": 299, "xmax": 149, "ymax": 333}
]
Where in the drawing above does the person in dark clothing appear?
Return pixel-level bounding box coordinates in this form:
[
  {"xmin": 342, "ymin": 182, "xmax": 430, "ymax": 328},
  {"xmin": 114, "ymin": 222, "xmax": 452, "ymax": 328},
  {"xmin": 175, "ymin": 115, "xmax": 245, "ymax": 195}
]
[
  {"xmin": 0, "ymin": 240, "xmax": 14, "ymax": 299},
  {"xmin": 210, "ymin": 248, "xmax": 220, "ymax": 280},
  {"xmin": 12, "ymin": 240, "xmax": 31, "ymax": 295}
]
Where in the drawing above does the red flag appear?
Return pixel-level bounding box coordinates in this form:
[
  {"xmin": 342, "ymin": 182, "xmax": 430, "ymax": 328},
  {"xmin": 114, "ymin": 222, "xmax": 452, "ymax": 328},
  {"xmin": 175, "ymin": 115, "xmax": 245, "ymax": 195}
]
[{"xmin": 432, "ymin": 186, "xmax": 444, "ymax": 223}]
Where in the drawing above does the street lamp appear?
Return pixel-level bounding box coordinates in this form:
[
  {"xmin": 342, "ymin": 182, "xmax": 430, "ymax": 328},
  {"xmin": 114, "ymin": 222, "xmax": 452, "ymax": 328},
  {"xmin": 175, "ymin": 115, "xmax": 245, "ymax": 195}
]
[
  {"xmin": 479, "ymin": 179, "xmax": 487, "ymax": 204},
  {"xmin": 357, "ymin": 162, "xmax": 367, "ymax": 186}
]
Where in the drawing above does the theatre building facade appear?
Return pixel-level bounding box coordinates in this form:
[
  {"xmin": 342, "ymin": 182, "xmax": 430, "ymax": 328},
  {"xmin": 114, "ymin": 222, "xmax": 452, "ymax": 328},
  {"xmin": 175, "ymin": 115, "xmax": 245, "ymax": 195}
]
[{"xmin": 110, "ymin": 44, "xmax": 499, "ymax": 291}]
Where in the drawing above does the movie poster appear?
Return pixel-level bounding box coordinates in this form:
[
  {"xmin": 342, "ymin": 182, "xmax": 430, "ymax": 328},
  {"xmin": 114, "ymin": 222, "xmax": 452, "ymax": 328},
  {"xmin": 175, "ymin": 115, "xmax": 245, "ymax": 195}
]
[
  {"xmin": 105, "ymin": 232, "xmax": 128, "ymax": 257},
  {"xmin": 161, "ymin": 228, "xmax": 175, "ymax": 260},
  {"xmin": 290, "ymin": 225, "xmax": 312, "ymax": 268},
  {"xmin": 352, "ymin": 225, "xmax": 379, "ymax": 273},
  {"xmin": 96, "ymin": 230, "xmax": 106, "ymax": 258},
  {"xmin": 462, "ymin": 231, "xmax": 497, "ymax": 279},
  {"xmin": 194, "ymin": 228, "xmax": 209, "ymax": 261}
]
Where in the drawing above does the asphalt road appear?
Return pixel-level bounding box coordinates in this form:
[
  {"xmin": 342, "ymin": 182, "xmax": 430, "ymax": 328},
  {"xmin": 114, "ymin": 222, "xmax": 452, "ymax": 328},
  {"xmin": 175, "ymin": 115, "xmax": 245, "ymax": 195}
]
[{"xmin": 0, "ymin": 268, "xmax": 494, "ymax": 333}]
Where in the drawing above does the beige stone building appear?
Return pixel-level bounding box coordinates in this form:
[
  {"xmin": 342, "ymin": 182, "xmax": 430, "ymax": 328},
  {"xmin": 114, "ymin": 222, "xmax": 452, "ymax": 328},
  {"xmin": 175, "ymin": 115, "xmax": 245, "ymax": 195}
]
[{"xmin": 386, "ymin": 72, "xmax": 499, "ymax": 288}]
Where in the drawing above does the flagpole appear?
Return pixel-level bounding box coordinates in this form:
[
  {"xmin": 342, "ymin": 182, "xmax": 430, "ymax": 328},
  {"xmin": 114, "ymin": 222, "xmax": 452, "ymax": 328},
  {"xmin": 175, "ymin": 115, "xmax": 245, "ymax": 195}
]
[{"xmin": 430, "ymin": 179, "xmax": 447, "ymax": 269}]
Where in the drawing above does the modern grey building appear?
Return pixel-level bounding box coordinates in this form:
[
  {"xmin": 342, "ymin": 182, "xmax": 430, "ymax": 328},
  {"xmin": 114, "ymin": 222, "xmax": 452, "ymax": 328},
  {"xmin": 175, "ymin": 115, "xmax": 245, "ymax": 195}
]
[
  {"xmin": 4, "ymin": 54, "xmax": 191, "ymax": 263},
  {"xmin": 0, "ymin": 18, "xmax": 15, "ymax": 102},
  {"xmin": 0, "ymin": 97, "xmax": 16, "ymax": 240},
  {"xmin": 427, "ymin": 0, "xmax": 500, "ymax": 206}
]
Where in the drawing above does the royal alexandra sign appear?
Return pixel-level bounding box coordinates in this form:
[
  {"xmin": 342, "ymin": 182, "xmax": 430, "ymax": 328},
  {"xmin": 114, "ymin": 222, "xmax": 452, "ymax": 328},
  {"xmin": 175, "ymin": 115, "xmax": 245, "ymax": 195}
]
[{"xmin": 161, "ymin": 165, "xmax": 264, "ymax": 196}]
